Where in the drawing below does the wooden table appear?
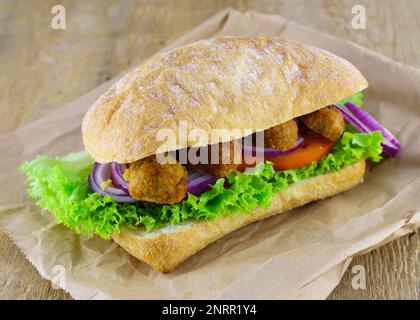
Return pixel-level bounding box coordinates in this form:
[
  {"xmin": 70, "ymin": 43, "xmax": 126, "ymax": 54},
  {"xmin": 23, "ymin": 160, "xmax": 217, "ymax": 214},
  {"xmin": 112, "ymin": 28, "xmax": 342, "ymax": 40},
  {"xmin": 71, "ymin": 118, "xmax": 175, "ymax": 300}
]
[{"xmin": 0, "ymin": 0, "xmax": 418, "ymax": 300}]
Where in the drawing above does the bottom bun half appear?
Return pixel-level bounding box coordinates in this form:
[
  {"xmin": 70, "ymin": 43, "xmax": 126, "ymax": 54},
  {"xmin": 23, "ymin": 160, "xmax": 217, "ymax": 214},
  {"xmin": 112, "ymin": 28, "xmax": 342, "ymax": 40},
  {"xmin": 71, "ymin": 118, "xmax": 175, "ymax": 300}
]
[{"xmin": 112, "ymin": 159, "xmax": 366, "ymax": 273}]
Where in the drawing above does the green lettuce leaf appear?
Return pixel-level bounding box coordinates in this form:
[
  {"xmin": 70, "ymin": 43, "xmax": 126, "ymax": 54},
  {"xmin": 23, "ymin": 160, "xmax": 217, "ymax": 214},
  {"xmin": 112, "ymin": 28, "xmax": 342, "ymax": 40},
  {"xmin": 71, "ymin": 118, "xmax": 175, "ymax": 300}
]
[
  {"xmin": 337, "ymin": 91, "xmax": 364, "ymax": 107},
  {"xmin": 20, "ymin": 130, "xmax": 383, "ymax": 239}
]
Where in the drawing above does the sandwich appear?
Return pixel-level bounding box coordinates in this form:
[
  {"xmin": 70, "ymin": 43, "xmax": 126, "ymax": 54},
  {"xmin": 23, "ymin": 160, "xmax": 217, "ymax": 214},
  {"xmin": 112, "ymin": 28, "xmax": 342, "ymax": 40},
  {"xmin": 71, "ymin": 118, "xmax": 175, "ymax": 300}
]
[{"xmin": 20, "ymin": 36, "xmax": 400, "ymax": 273}]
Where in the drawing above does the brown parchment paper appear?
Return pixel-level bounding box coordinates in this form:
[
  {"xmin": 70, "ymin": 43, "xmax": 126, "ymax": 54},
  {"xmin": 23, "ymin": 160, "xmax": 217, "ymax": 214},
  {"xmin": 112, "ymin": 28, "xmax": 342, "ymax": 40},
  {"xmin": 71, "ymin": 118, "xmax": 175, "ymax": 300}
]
[{"xmin": 0, "ymin": 9, "xmax": 419, "ymax": 300}]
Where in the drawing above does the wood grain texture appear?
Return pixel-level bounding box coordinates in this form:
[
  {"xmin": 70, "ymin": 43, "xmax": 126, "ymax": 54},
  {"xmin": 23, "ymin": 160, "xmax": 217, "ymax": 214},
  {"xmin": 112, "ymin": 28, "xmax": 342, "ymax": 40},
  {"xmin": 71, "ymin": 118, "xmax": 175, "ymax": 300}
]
[{"xmin": 0, "ymin": 0, "xmax": 418, "ymax": 299}]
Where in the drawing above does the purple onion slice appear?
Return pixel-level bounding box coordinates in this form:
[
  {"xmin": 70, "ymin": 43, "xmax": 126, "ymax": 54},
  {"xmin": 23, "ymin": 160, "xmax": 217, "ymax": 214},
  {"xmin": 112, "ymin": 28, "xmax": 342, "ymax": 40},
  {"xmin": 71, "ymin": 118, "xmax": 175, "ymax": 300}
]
[
  {"xmin": 88, "ymin": 163, "xmax": 138, "ymax": 203},
  {"xmin": 335, "ymin": 103, "xmax": 400, "ymax": 157},
  {"xmin": 111, "ymin": 162, "xmax": 129, "ymax": 193},
  {"xmin": 345, "ymin": 102, "xmax": 401, "ymax": 148},
  {"xmin": 242, "ymin": 136, "xmax": 304, "ymax": 158},
  {"xmin": 186, "ymin": 172, "xmax": 217, "ymax": 196}
]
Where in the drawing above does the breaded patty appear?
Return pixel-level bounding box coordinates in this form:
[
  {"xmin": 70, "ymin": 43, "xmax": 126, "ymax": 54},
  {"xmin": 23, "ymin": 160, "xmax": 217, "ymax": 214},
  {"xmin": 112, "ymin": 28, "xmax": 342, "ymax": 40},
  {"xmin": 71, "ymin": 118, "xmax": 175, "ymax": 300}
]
[
  {"xmin": 264, "ymin": 120, "xmax": 298, "ymax": 150},
  {"xmin": 187, "ymin": 141, "xmax": 241, "ymax": 178},
  {"xmin": 300, "ymin": 105, "xmax": 345, "ymax": 141},
  {"xmin": 128, "ymin": 155, "xmax": 187, "ymax": 204}
]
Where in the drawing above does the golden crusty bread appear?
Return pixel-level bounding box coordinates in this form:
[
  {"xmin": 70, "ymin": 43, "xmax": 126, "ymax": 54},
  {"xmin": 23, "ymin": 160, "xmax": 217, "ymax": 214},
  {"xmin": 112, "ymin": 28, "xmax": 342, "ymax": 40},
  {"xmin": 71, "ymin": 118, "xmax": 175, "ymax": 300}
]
[
  {"xmin": 82, "ymin": 36, "xmax": 368, "ymax": 163},
  {"xmin": 112, "ymin": 159, "xmax": 366, "ymax": 273}
]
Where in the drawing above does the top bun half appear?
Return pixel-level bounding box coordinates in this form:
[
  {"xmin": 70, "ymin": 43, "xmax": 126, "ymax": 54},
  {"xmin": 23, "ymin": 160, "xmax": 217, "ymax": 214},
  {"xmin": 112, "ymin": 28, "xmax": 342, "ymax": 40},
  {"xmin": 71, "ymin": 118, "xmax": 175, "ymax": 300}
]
[{"xmin": 82, "ymin": 36, "xmax": 368, "ymax": 163}]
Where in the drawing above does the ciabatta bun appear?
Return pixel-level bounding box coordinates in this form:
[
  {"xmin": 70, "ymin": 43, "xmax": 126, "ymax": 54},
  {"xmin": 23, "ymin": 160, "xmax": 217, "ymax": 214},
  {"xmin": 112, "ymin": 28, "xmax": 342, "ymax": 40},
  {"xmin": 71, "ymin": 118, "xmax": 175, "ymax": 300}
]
[
  {"xmin": 112, "ymin": 159, "xmax": 366, "ymax": 273},
  {"xmin": 82, "ymin": 36, "xmax": 368, "ymax": 163}
]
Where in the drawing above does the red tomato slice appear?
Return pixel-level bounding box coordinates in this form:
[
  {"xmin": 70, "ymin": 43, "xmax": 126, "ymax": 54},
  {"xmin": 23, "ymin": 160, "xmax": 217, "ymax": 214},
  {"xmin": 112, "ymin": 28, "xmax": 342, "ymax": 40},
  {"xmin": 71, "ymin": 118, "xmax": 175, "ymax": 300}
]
[
  {"xmin": 237, "ymin": 133, "xmax": 333, "ymax": 172},
  {"xmin": 267, "ymin": 135, "xmax": 333, "ymax": 170}
]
